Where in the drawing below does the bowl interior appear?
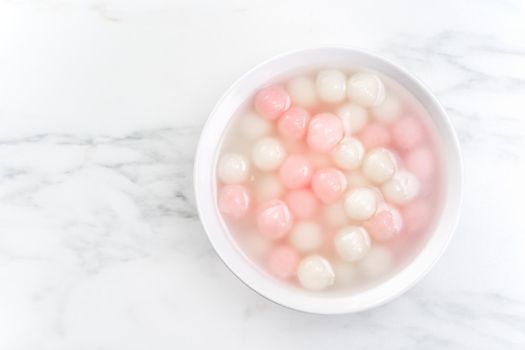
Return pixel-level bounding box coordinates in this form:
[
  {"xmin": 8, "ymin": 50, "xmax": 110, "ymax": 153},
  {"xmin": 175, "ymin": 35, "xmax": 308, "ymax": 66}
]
[{"xmin": 194, "ymin": 48, "xmax": 462, "ymax": 314}]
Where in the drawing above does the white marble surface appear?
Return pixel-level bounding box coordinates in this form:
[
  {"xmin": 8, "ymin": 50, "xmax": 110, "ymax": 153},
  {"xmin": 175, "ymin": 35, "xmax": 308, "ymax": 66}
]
[{"xmin": 1, "ymin": 0, "xmax": 525, "ymax": 348}]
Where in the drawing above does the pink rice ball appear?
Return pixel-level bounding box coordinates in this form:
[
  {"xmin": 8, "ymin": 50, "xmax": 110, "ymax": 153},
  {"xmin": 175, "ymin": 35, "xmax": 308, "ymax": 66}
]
[
  {"xmin": 311, "ymin": 167, "xmax": 348, "ymax": 204},
  {"xmin": 285, "ymin": 189, "xmax": 319, "ymax": 220},
  {"xmin": 257, "ymin": 199, "xmax": 294, "ymax": 240},
  {"xmin": 254, "ymin": 86, "xmax": 291, "ymax": 120},
  {"xmin": 278, "ymin": 106, "xmax": 311, "ymax": 140},
  {"xmin": 402, "ymin": 198, "xmax": 432, "ymax": 235},
  {"xmin": 218, "ymin": 184, "xmax": 250, "ymax": 220},
  {"xmin": 391, "ymin": 117, "xmax": 424, "ymax": 150},
  {"xmin": 307, "ymin": 113, "xmax": 344, "ymax": 153},
  {"xmin": 405, "ymin": 146, "xmax": 435, "ymax": 179},
  {"xmin": 359, "ymin": 122, "xmax": 392, "ymax": 149},
  {"xmin": 268, "ymin": 245, "xmax": 300, "ymax": 279},
  {"xmin": 279, "ymin": 154, "xmax": 313, "ymax": 189},
  {"xmin": 365, "ymin": 204, "xmax": 403, "ymax": 242}
]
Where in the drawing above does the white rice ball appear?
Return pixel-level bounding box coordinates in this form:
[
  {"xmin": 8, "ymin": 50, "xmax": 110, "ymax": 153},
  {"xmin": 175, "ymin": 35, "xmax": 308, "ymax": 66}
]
[
  {"xmin": 289, "ymin": 222, "xmax": 323, "ymax": 252},
  {"xmin": 372, "ymin": 93, "xmax": 402, "ymax": 124},
  {"xmin": 217, "ymin": 153, "xmax": 250, "ymax": 184},
  {"xmin": 347, "ymin": 72, "xmax": 385, "ymax": 107},
  {"xmin": 254, "ymin": 174, "xmax": 284, "ymax": 201},
  {"xmin": 382, "ymin": 170, "xmax": 420, "ymax": 205},
  {"xmin": 358, "ymin": 246, "xmax": 393, "ymax": 278},
  {"xmin": 287, "ymin": 76, "xmax": 318, "ymax": 108},
  {"xmin": 333, "ymin": 262, "xmax": 359, "ymax": 287},
  {"xmin": 334, "ymin": 226, "xmax": 371, "ymax": 262},
  {"xmin": 239, "ymin": 111, "xmax": 273, "ymax": 139},
  {"xmin": 316, "ymin": 70, "xmax": 347, "ymax": 103},
  {"xmin": 298, "ymin": 255, "xmax": 335, "ymax": 291},
  {"xmin": 362, "ymin": 148, "xmax": 397, "ymax": 184},
  {"xmin": 344, "ymin": 187, "xmax": 378, "ymax": 220},
  {"xmin": 240, "ymin": 231, "xmax": 272, "ymax": 258},
  {"xmin": 331, "ymin": 138, "xmax": 364, "ymax": 170},
  {"xmin": 346, "ymin": 171, "xmax": 370, "ymax": 189},
  {"xmin": 323, "ymin": 201, "xmax": 349, "ymax": 228},
  {"xmin": 336, "ymin": 103, "xmax": 368, "ymax": 135},
  {"xmin": 252, "ymin": 137, "xmax": 286, "ymax": 171}
]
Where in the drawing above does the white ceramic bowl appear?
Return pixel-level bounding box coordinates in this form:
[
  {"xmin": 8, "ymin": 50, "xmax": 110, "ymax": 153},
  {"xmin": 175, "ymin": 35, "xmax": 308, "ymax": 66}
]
[{"xmin": 193, "ymin": 48, "xmax": 462, "ymax": 314}]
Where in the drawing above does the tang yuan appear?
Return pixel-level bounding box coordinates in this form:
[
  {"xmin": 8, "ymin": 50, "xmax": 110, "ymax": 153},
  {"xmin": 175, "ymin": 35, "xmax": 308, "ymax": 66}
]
[
  {"xmin": 335, "ymin": 226, "xmax": 371, "ymax": 262},
  {"xmin": 347, "ymin": 72, "xmax": 385, "ymax": 107},
  {"xmin": 285, "ymin": 189, "xmax": 319, "ymax": 220},
  {"xmin": 311, "ymin": 167, "xmax": 347, "ymax": 204},
  {"xmin": 268, "ymin": 245, "xmax": 300, "ymax": 279},
  {"xmin": 254, "ymin": 86, "xmax": 291, "ymax": 120},
  {"xmin": 382, "ymin": 170, "xmax": 420, "ymax": 205},
  {"xmin": 256, "ymin": 199, "xmax": 293, "ymax": 240},
  {"xmin": 289, "ymin": 221, "xmax": 324, "ymax": 252},
  {"xmin": 298, "ymin": 255, "xmax": 335, "ymax": 291},
  {"xmin": 344, "ymin": 187, "xmax": 378, "ymax": 221},
  {"xmin": 365, "ymin": 203, "xmax": 403, "ymax": 242},
  {"xmin": 402, "ymin": 198, "xmax": 433, "ymax": 235},
  {"xmin": 239, "ymin": 111, "xmax": 273, "ymax": 139},
  {"xmin": 331, "ymin": 138, "xmax": 364, "ymax": 170},
  {"xmin": 359, "ymin": 122, "xmax": 392, "ymax": 149},
  {"xmin": 307, "ymin": 113, "xmax": 344, "ymax": 153},
  {"xmin": 323, "ymin": 200, "xmax": 349, "ymax": 228},
  {"xmin": 252, "ymin": 137, "xmax": 286, "ymax": 171},
  {"xmin": 287, "ymin": 76, "xmax": 318, "ymax": 108},
  {"xmin": 333, "ymin": 262, "xmax": 359, "ymax": 287},
  {"xmin": 362, "ymin": 148, "xmax": 397, "ymax": 184},
  {"xmin": 254, "ymin": 174, "xmax": 283, "ymax": 202},
  {"xmin": 405, "ymin": 146, "xmax": 435, "ymax": 179},
  {"xmin": 346, "ymin": 171, "xmax": 370, "ymax": 189},
  {"xmin": 218, "ymin": 185, "xmax": 250, "ymax": 220},
  {"xmin": 217, "ymin": 153, "xmax": 250, "ymax": 184},
  {"xmin": 391, "ymin": 116, "xmax": 424, "ymax": 150},
  {"xmin": 278, "ymin": 106, "xmax": 310, "ymax": 141},
  {"xmin": 336, "ymin": 103, "xmax": 368, "ymax": 135},
  {"xmin": 372, "ymin": 93, "xmax": 402, "ymax": 124},
  {"xmin": 279, "ymin": 154, "xmax": 313, "ymax": 189},
  {"xmin": 216, "ymin": 67, "xmax": 443, "ymax": 294},
  {"xmin": 359, "ymin": 246, "xmax": 394, "ymax": 278},
  {"xmin": 316, "ymin": 70, "xmax": 347, "ymax": 103}
]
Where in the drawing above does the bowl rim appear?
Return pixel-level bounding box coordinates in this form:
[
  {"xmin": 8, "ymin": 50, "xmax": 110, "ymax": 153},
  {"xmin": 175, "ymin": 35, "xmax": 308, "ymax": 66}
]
[{"xmin": 193, "ymin": 47, "xmax": 463, "ymax": 314}]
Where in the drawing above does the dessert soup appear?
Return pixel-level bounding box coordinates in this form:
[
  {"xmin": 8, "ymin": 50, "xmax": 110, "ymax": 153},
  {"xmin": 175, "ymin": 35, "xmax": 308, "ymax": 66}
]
[{"xmin": 215, "ymin": 67, "xmax": 443, "ymax": 294}]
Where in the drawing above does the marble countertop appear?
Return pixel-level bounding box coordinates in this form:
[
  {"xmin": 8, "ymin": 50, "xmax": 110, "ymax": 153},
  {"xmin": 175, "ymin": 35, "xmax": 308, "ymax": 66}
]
[{"xmin": 1, "ymin": 0, "xmax": 524, "ymax": 348}]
